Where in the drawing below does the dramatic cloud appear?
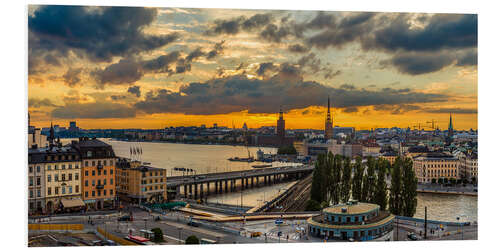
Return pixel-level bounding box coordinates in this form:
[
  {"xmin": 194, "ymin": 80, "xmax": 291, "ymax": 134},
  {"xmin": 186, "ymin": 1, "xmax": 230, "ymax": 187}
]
[
  {"xmin": 134, "ymin": 74, "xmax": 446, "ymax": 115},
  {"xmin": 205, "ymin": 13, "xmax": 273, "ymax": 35},
  {"xmin": 425, "ymin": 108, "xmax": 477, "ymax": 114},
  {"xmin": 92, "ymin": 59, "xmax": 144, "ymax": 85},
  {"xmin": 63, "ymin": 68, "xmax": 83, "ymax": 87},
  {"xmin": 51, "ymin": 102, "xmax": 136, "ymax": 119},
  {"xmin": 28, "ymin": 98, "xmax": 60, "ymax": 108},
  {"xmin": 127, "ymin": 86, "xmax": 141, "ymax": 97},
  {"xmin": 29, "ymin": 6, "xmax": 179, "ymax": 62},
  {"xmin": 256, "ymin": 62, "xmax": 278, "ymax": 76},
  {"xmin": 381, "ymin": 52, "xmax": 455, "ymax": 75},
  {"xmin": 343, "ymin": 107, "xmax": 359, "ymax": 113},
  {"xmin": 362, "ymin": 14, "xmax": 477, "ymax": 52},
  {"xmin": 288, "ymin": 43, "xmax": 310, "ymax": 53},
  {"xmin": 457, "ymin": 49, "xmax": 478, "ymax": 66}
]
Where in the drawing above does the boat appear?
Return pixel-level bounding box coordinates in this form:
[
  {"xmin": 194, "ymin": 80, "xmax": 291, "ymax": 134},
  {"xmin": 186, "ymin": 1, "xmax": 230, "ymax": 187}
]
[{"xmin": 252, "ymin": 164, "xmax": 272, "ymax": 169}]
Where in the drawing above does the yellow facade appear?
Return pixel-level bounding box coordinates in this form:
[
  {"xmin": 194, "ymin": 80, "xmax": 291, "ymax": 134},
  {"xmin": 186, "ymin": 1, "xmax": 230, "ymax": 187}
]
[{"xmin": 413, "ymin": 155, "xmax": 460, "ymax": 183}]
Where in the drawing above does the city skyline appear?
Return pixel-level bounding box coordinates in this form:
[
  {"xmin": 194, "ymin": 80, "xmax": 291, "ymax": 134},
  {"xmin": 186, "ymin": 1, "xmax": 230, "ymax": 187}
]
[{"xmin": 28, "ymin": 6, "xmax": 477, "ymax": 130}]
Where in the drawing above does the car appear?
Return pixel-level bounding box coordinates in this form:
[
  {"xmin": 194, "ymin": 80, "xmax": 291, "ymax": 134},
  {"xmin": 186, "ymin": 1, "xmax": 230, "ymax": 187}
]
[
  {"xmin": 118, "ymin": 215, "xmax": 132, "ymax": 221},
  {"xmin": 407, "ymin": 233, "xmax": 418, "ymax": 241},
  {"xmin": 187, "ymin": 221, "xmax": 200, "ymax": 227}
]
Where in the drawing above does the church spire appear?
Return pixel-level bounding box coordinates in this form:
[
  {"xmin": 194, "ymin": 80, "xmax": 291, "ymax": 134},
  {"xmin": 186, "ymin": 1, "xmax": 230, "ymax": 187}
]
[{"xmin": 49, "ymin": 121, "xmax": 55, "ymax": 144}]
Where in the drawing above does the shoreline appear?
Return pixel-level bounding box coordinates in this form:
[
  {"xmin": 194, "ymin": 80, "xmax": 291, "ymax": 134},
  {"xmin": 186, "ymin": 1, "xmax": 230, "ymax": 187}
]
[{"xmin": 417, "ymin": 189, "xmax": 477, "ymax": 196}]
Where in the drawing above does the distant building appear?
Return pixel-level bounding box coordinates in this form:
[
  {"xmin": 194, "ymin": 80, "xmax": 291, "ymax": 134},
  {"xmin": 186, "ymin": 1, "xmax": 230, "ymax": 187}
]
[
  {"xmin": 277, "ymin": 107, "xmax": 285, "ymax": 139},
  {"xmin": 68, "ymin": 121, "xmax": 79, "ymax": 133},
  {"xmin": 413, "ymin": 153, "xmax": 460, "ymax": 183},
  {"xmin": 333, "ymin": 127, "xmax": 355, "ymax": 138},
  {"xmin": 255, "ymin": 107, "xmax": 294, "ymax": 146},
  {"xmin": 461, "ymin": 153, "xmax": 478, "ymax": 182},
  {"xmin": 446, "ymin": 113, "xmax": 454, "ymax": 145}
]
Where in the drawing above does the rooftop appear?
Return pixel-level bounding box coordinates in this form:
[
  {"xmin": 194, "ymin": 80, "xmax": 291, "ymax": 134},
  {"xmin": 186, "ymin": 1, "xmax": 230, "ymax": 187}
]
[{"xmin": 323, "ymin": 202, "xmax": 379, "ymax": 215}]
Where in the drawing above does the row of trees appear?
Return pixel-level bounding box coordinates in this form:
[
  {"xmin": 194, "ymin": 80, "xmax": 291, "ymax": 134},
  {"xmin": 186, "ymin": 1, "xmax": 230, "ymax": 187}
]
[{"xmin": 309, "ymin": 153, "xmax": 418, "ymax": 217}]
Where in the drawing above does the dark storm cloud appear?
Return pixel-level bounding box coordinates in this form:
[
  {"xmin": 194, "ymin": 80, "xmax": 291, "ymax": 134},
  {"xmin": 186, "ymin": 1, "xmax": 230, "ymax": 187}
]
[
  {"xmin": 362, "ymin": 14, "xmax": 477, "ymax": 52},
  {"xmin": 63, "ymin": 68, "xmax": 83, "ymax": 87},
  {"xmin": 206, "ymin": 40, "xmax": 225, "ymax": 59},
  {"xmin": 92, "ymin": 59, "xmax": 144, "ymax": 85},
  {"xmin": 127, "ymin": 86, "xmax": 141, "ymax": 97},
  {"xmin": 425, "ymin": 108, "xmax": 477, "ymax": 114},
  {"xmin": 259, "ymin": 24, "xmax": 294, "ymax": 43},
  {"xmin": 374, "ymin": 104, "xmax": 421, "ymax": 114},
  {"xmin": 381, "ymin": 52, "xmax": 455, "ymax": 75},
  {"xmin": 256, "ymin": 62, "xmax": 278, "ymax": 76},
  {"xmin": 141, "ymin": 51, "xmax": 181, "ymax": 73},
  {"xmin": 324, "ymin": 69, "xmax": 341, "ymax": 79},
  {"xmin": 51, "ymin": 102, "xmax": 136, "ymax": 119},
  {"xmin": 28, "ymin": 98, "xmax": 61, "ymax": 108},
  {"xmin": 134, "ymin": 74, "xmax": 446, "ymax": 115},
  {"xmin": 297, "ymin": 53, "xmax": 321, "ymax": 73},
  {"xmin": 288, "ymin": 43, "xmax": 310, "ymax": 53},
  {"xmin": 29, "ymin": 6, "xmax": 179, "ymax": 63},
  {"xmin": 44, "ymin": 54, "xmax": 61, "ymax": 66},
  {"xmin": 110, "ymin": 95, "xmax": 127, "ymax": 101},
  {"xmin": 456, "ymin": 49, "xmax": 478, "ymax": 66},
  {"xmin": 186, "ymin": 47, "xmax": 206, "ymax": 62},
  {"xmin": 306, "ymin": 12, "xmax": 337, "ymax": 30},
  {"xmin": 205, "ymin": 13, "xmax": 273, "ymax": 35}
]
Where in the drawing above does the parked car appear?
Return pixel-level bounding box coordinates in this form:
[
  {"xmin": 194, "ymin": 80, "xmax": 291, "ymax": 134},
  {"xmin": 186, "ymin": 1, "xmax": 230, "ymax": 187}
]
[
  {"xmin": 118, "ymin": 215, "xmax": 132, "ymax": 221},
  {"xmin": 187, "ymin": 221, "xmax": 200, "ymax": 227},
  {"xmin": 407, "ymin": 232, "xmax": 418, "ymax": 241}
]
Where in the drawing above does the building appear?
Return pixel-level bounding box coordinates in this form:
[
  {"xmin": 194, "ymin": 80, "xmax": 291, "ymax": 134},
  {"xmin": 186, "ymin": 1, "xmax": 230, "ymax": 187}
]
[
  {"xmin": 462, "ymin": 153, "xmax": 478, "ymax": 182},
  {"xmin": 68, "ymin": 121, "xmax": 79, "ymax": 133},
  {"xmin": 446, "ymin": 113, "xmax": 454, "ymax": 145},
  {"xmin": 362, "ymin": 143, "xmax": 381, "ymax": 157},
  {"xmin": 325, "ymin": 96, "xmax": 333, "ymax": 140},
  {"xmin": 333, "ymin": 127, "xmax": 355, "ymax": 138},
  {"xmin": 307, "ymin": 201, "xmax": 394, "ymax": 241},
  {"xmin": 70, "ymin": 137, "xmax": 117, "ymax": 210},
  {"xmin": 302, "ymin": 140, "xmax": 362, "ymax": 159},
  {"xmin": 255, "ymin": 107, "xmax": 295, "ymax": 146},
  {"xmin": 277, "ymin": 107, "xmax": 285, "ymax": 140},
  {"xmin": 28, "ymin": 127, "xmax": 48, "ymax": 148},
  {"xmin": 116, "ymin": 158, "xmax": 168, "ymax": 203},
  {"xmin": 413, "ymin": 153, "xmax": 460, "ymax": 183},
  {"xmin": 380, "ymin": 151, "xmax": 398, "ymax": 165},
  {"xmin": 28, "ymin": 143, "xmax": 84, "ymax": 214}
]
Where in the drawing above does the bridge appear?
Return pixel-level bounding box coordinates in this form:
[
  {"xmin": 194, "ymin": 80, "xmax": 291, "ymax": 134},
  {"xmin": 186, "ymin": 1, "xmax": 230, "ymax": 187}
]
[{"xmin": 167, "ymin": 165, "xmax": 314, "ymax": 200}]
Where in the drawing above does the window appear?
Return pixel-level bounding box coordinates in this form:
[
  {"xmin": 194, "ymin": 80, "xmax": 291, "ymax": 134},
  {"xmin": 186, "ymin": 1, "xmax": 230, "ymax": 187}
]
[
  {"xmin": 85, "ymin": 161, "xmax": 89, "ymax": 167},
  {"xmin": 29, "ymin": 166, "xmax": 33, "ymax": 173},
  {"xmin": 104, "ymin": 160, "xmax": 107, "ymax": 166},
  {"xmin": 103, "ymin": 179, "xmax": 107, "ymax": 185},
  {"xmin": 85, "ymin": 180, "xmax": 88, "ymax": 187},
  {"xmin": 92, "ymin": 180, "xmax": 95, "ymax": 186},
  {"xmin": 69, "ymin": 173, "xmax": 72, "ymax": 181},
  {"xmin": 97, "ymin": 190, "xmax": 101, "ymax": 196},
  {"xmin": 54, "ymin": 174, "xmax": 59, "ymax": 181},
  {"xmin": 110, "ymin": 169, "xmax": 113, "ymax": 175},
  {"xmin": 92, "ymin": 170, "xmax": 95, "ymax": 176},
  {"xmin": 29, "ymin": 177, "xmax": 33, "ymax": 186},
  {"xmin": 36, "ymin": 166, "xmax": 40, "ymax": 172},
  {"xmin": 75, "ymin": 164, "xmax": 79, "ymax": 169},
  {"xmin": 55, "ymin": 187, "xmax": 59, "ymax": 195},
  {"xmin": 75, "ymin": 173, "xmax": 79, "ymax": 181},
  {"xmin": 69, "ymin": 186, "xmax": 72, "ymax": 193},
  {"xmin": 69, "ymin": 164, "xmax": 72, "ymax": 169},
  {"xmin": 47, "ymin": 187, "xmax": 51, "ymax": 195},
  {"xmin": 92, "ymin": 191, "xmax": 95, "ymax": 197},
  {"xmin": 85, "ymin": 170, "xmax": 88, "ymax": 176},
  {"xmin": 62, "ymin": 187, "xmax": 66, "ymax": 194},
  {"xmin": 61, "ymin": 165, "xmax": 65, "ymax": 170},
  {"xmin": 98, "ymin": 170, "xmax": 101, "ymax": 176},
  {"xmin": 85, "ymin": 191, "xmax": 88, "ymax": 197},
  {"xmin": 110, "ymin": 189, "xmax": 113, "ymax": 195},
  {"xmin": 75, "ymin": 185, "xmax": 79, "ymax": 193},
  {"xmin": 92, "ymin": 161, "xmax": 96, "ymax": 166},
  {"xmin": 87, "ymin": 151, "xmax": 92, "ymax": 157},
  {"xmin": 47, "ymin": 165, "xmax": 51, "ymax": 171},
  {"xmin": 103, "ymin": 170, "xmax": 107, "ymax": 175},
  {"xmin": 29, "ymin": 190, "xmax": 33, "ymax": 198},
  {"xmin": 36, "ymin": 177, "xmax": 41, "ymax": 186},
  {"xmin": 103, "ymin": 190, "xmax": 107, "ymax": 196},
  {"xmin": 55, "ymin": 165, "xmax": 58, "ymax": 170},
  {"xmin": 62, "ymin": 174, "xmax": 66, "ymax": 181},
  {"xmin": 110, "ymin": 178, "xmax": 113, "ymax": 185}
]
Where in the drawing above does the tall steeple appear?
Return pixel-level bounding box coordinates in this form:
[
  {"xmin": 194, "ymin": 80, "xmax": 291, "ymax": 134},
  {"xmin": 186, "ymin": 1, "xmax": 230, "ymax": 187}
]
[
  {"xmin": 325, "ymin": 96, "xmax": 333, "ymax": 140},
  {"xmin": 446, "ymin": 113, "xmax": 454, "ymax": 145},
  {"xmin": 49, "ymin": 121, "xmax": 55, "ymax": 144},
  {"xmin": 277, "ymin": 105, "xmax": 285, "ymax": 141}
]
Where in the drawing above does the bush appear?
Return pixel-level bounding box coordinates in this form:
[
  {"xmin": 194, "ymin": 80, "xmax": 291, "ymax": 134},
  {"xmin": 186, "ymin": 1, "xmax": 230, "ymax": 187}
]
[
  {"xmin": 185, "ymin": 235, "xmax": 199, "ymax": 245},
  {"xmin": 431, "ymin": 179, "xmax": 436, "ymax": 184},
  {"xmin": 277, "ymin": 145, "xmax": 297, "ymax": 155},
  {"xmin": 305, "ymin": 199, "xmax": 321, "ymax": 211},
  {"xmin": 151, "ymin": 228, "xmax": 164, "ymax": 242}
]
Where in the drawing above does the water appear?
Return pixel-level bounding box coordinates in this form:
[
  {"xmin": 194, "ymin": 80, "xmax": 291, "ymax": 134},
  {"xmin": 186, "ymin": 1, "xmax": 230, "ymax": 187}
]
[{"xmin": 61, "ymin": 138, "xmax": 477, "ymax": 222}]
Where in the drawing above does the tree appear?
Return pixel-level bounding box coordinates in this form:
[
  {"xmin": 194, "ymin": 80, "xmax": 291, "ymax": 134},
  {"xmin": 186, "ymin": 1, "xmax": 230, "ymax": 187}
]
[
  {"xmin": 340, "ymin": 157, "xmax": 352, "ymax": 203},
  {"xmin": 328, "ymin": 154, "xmax": 343, "ymax": 205},
  {"xmin": 151, "ymin": 228, "xmax": 164, "ymax": 242},
  {"xmin": 305, "ymin": 199, "xmax": 321, "ymax": 211},
  {"xmin": 185, "ymin": 235, "xmax": 200, "ymax": 244},
  {"xmin": 310, "ymin": 154, "xmax": 326, "ymax": 203},
  {"xmin": 361, "ymin": 156, "xmax": 376, "ymax": 203},
  {"xmin": 352, "ymin": 156, "xmax": 364, "ymax": 201},
  {"xmin": 431, "ymin": 178, "xmax": 436, "ymax": 184},
  {"xmin": 374, "ymin": 159, "xmax": 388, "ymax": 210},
  {"xmin": 401, "ymin": 158, "xmax": 418, "ymax": 217},
  {"xmin": 389, "ymin": 157, "xmax": 403, "ymax": 215}
]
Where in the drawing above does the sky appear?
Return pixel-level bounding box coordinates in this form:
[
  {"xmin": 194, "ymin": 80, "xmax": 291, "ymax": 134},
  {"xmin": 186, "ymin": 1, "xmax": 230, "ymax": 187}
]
[{"xmin": 27, "ymin": 6, "xmax": 478, "ymax": 130}]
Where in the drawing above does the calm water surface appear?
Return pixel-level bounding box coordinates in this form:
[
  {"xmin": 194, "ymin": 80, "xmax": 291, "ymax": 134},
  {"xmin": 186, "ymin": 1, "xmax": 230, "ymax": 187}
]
[{"xmin": 62, "ymin": 138, "xmax": 477, "ymax": 222}]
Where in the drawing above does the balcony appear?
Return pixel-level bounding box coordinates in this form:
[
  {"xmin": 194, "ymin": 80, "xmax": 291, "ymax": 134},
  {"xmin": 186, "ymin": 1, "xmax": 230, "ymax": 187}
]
[{"xmin": 96, "ymin": 184, "xmax": 104, "ymax": 189}]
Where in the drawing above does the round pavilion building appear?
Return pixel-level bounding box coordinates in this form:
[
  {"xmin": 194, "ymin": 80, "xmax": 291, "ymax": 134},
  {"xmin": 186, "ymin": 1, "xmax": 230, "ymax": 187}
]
[{"xmin": 307, "ymin": 201, "xmax": 395, "ymax": 241}]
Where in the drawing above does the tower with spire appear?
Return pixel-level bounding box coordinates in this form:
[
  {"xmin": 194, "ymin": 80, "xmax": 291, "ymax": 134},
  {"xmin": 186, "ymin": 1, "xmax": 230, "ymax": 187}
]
[
  {"xmin": 446, "ymin": 113, "xmax": 454, "ymax": 145},
  {"xmin": 324, "ymin": 96, "xmax": 333, "ymax": 140},
  {"xmin": 277, "ymin": 106, "xmax": 285, "ymax": 141},
  {"xmin": 48, "ymin": 122, "xmax": 55, "ymax": 145}
]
